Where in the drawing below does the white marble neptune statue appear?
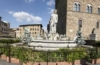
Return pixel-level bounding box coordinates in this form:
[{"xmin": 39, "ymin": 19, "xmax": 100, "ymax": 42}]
[{"xmin": 49, "ymin": 9, "xmax": 58, "ymax": 34}]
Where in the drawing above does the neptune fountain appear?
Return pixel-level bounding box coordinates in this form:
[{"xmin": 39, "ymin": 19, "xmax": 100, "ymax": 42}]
[
  {"xmin": 19, "ymin": 9, "xmax": 86, "ymax": 51},
  {"xmin": 18, "ymin": 10, "xmax": 85, "ymax": 51}
]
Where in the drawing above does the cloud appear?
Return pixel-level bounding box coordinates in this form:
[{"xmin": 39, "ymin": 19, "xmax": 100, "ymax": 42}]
[
  {"xmin": 25, "ymin": 0, "xmax": 34, "ymax": 3},
  {"xmin": 47, "ymin": 0, "xmax": 55, "ymax": 6},
  {"xmin": 3, "ymin": 21, "xmax": 8, "ymax": 23},
  {"xmin": 47, "ymin": 8, "xmax": 54, "ymax": 14},
  {"xmin": 8, "ymin": 11, "xmax": 14, "ymax": 14},
  {"xmin": 8, "ymin": 11, "xmax": 42, "ymax": 23}
]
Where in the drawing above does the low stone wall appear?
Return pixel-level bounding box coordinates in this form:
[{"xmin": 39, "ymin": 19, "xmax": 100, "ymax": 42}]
[
  {"xmin": 23, "ymin": 62, "xmax": 72, "ymax": 65},
  {"xmin": 93, "ymin": 59, "xmax": 100, "ymax": 64},
  {"xmin": 0, "ymin": 54, "xmax": 100, "ymax": 65},
  {"xmin": 23, "ymin": 60, "xmax": 86, "ymax": 65},
  {"xmin": 0, "ymin": 55, "xmax": 7, "ymax": 60},
  {"xmin": 6, "ymin": 57, "xmax": 20, "ymax": 63},
  {"xmin": 0, "ymin": 55, "xmax": 20, "ymax": 64}
]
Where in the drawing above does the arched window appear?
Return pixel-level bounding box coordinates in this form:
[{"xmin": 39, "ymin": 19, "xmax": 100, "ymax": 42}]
[
  {"xmin": 86, "ymin": 6, "xmax": 89, "ymax": 12},
  {"xmin": 77, "ymin": 4, "xmax": 80, "ymax": 11},
  {"xmin": 73, "ymin": 2, "xmax": 80, "ymax": 12},
  {"xmin": 89, "ymin": 6, "xmax": 92, "ymax": 13},
  {"xmin": 96, "ymin": 22, "xmax": 99, "ymax": 29},
  {"xmin": 78, "ymin": 20, "xmax": 82, "ymax": 27},
  {"xmin": 98, "ymin": 8, "xmax": 100, "ymax": 14},
  {"xmin": 74, "ymin": 3, "xmax": 77, "ymax": 11},
  {"xmin": 86, "ymin": 4, "xmax": 92, "ymax": 13}
]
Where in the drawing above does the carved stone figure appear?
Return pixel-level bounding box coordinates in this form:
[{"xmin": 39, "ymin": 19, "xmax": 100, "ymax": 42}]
[
  {"xmin": 54, "ymin": 33, "xmax": 59, "ymax": 41},
  {"xmin": 20, "ymin": 27, "xmax": 32, "ymax": 44},
  {"xmin": 36, "ymin": 34, "xmax": 43, "ymax": 40},
  {"xmin": 49, "ymin": 9, "xmax": 58, "ymax": 34},
  {"xmin": 44, "ymin": 32, "xmax": 48, "ymax": 40},
  {"xmin": 75, "ymin": 26, "xmax": 85, "ymax": 45},
  {"xmin": 92, "ymin": 28, "xmax": 95, "ymax": 34},
  {"xmin": 59, "ymin": 34, "xmax": 67, "ymax": 41},
  {"xmin": 90, "ymin": 28, "xmax": 96, "ymax": 40}
]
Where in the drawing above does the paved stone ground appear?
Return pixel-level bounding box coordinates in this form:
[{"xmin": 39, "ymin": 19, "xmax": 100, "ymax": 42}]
[
  {"xmin": 86, "ymin": 62, "xmax": 100, "ymax": 65},
  {"xmin": 0, "ymin": 59, "xmax": 21, "ymax": 65}
]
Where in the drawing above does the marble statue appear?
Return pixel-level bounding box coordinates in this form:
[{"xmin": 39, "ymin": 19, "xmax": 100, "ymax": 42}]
[
  {"xmin": 54, "ymin": 33, "xmax": 59, "ymax": 41},
  {"xmin": 59, "ymin": 34, "xmax": 68, "ymax": 41},
  {"xmin": 49, "ymin": 9, "xmax": 58, "ymax": 34},
  {"xmin": 44, "ymin": 32, "xmax": 48, "ymax": 40},
  {"xmin": 48, "ymin": 33, "xmax": 53, "ymax": 40},
  {"xmin": 36, "ymin": 34, "xmax": 43, "ymax": 40}
]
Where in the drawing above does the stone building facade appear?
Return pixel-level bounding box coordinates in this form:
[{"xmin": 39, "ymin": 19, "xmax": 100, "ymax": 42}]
[
  {"xmin": 15, "ymin": 24, "xmax": 44, "ymax": 38},
  {"xmin": 55, "ymin": 0, "xmax": 100, "ymax": 40},
  {"xmin": 9, "ymin": 28, "xmax": 16, "ymax": 38},
  {"xmin": 15, "ymin": 28, "xmax": 20, "ymax": 38},
  {"xmin": 0, "ymin": 17, "xmax": 10, "ymax": 37}
]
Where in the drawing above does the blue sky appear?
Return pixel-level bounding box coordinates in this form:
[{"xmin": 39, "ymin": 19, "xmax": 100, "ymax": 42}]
[{"xmin": 0, "ymin": 0, "xmax": 55, "ymax": 31}]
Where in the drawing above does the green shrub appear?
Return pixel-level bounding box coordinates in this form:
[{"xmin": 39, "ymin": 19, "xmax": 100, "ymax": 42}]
[
  {"xmin": 95, "ymin": 41, "xmax": 100, "ymax": 45},
  {"xmin": 0, "ymin": 45, "xmax": 100, "ymax": 63},
  {"xmin": 59, "ymin": 48, "xmax": 88, "ymax": 62},
  {"xmin": 0, "ymin": 39, "xmax": 21, "ymax": 44}
]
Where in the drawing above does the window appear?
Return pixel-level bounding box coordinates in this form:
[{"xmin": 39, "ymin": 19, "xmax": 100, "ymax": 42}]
[
  {"xmin": 74, "ymin": 3, "xmax": 77, "ymax": 11},
  {"xmin": 2, "ymin": 28, "xmax": 3, "ymax": 31},
  {"xmin": 73, "ymin": 2, "xmax": 80, "ymax": 12},
  {"xmin": 96, "ymin": 22, "xmax": 99, "ymax": 28},
  {"xmin": 89, "ymin": 6, "xmax": 92, "ymax": 13},
  {"xmin": 86, "ymin": 6, "xmax": 89, "ymax": 12},
  {"xmin": 98, "ymin": 7, "xmax": 100, "ymax": 14},
  {"xmin": 78, "ymin": 20, "xmax": 82, "ymax": 27},
  {"xmin": 30, "ymin": 28, "xmax": 32, "ymax": 30},
  {"xmin": 86, "ymin": 4, "xmax": 92, "ymax": 13},
  {"xmin": 77, "ymin": 4, "xmax": 80, "ymax": 11}
]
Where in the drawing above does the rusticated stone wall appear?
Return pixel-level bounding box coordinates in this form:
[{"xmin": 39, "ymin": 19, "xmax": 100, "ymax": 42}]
[
  {"xmin": 66, "ymin": 11, "xmax": 100, "ymax": 40},
  {"xmin": 66, "ymin": 0, "xmax": 100, "ymax": 40},
  {"xmin": 55, "ymin": 0, "xmax": 100, "ymax": 40}
]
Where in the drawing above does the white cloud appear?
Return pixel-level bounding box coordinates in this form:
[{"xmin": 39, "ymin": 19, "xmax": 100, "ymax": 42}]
[
  {"xmin": 8, "ymin": 11, "xmax": 14, "ymax": 14},
  {"xmin": 47, "ymin": 8, "xmax": 54, "ymax": 14},
  {"xmin": 25, "ymin": 0, "xmax": 34, "ymax": 3},
  {"xmin": 47, "ymin": 0, "xmax": 55, "ymax": 6},
  {"xmin": 3, "ymin": 21, "xmax": 8, "ymax": 23},
  {"xmin": 8, "ymin": 11, "xmax": 42, "ymax": 23}
]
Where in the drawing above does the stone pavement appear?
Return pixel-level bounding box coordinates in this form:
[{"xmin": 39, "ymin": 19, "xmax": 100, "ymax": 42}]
[
  {"xmin": 0, "ymin": 59, "xmax": 21, "ymax": 65},
  {"xmin": 86, "ymin": 62, "xmax": 100, "ymax": 65}
]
